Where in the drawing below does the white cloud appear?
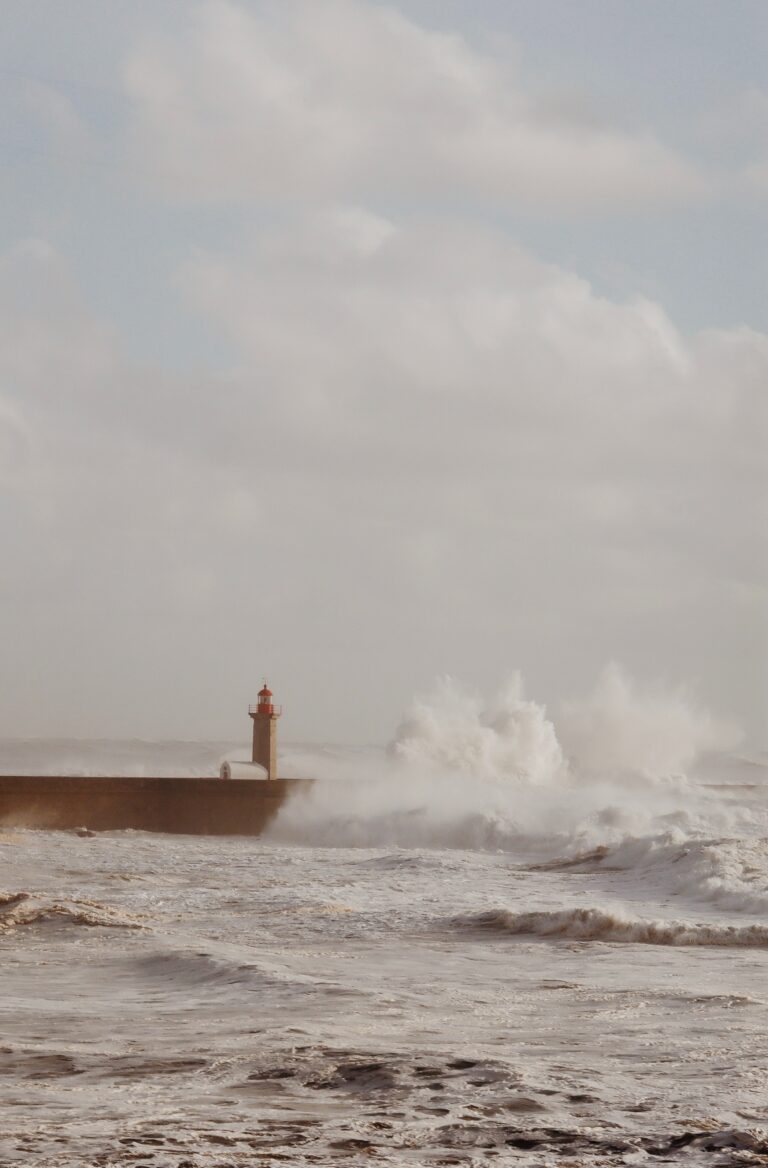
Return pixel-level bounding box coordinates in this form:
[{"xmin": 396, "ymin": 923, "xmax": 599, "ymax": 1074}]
[
  {"xmin": 124, "ymin": 0, "xmax": 706, "ymax": 210},
  {"xmin": 3, "ymin": 208, "xmax": 764, "ymax": 737},
  {"xmin": 179, "ymin": 208, "xmax": 700, "ymax": 454},
  {"xmin": 0, "ymin": 0, "xmax": 763, "ymax": 743},
  {"xmin": 176, "ymin": 212, "xmax": 765, "ymax": 621}
]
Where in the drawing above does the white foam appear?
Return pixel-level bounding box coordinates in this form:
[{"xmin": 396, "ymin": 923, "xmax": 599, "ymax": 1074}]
[{"xmin": 601, "ymin": 833, "xmax": 768, "ymax": 913}]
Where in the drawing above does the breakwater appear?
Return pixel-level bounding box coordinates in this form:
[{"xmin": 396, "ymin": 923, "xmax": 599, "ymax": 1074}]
[{"xmin": 0, "ymin": 776, "xmax": 311, "ymax": 835}]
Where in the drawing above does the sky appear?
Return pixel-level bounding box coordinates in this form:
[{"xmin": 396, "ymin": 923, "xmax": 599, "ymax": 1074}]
[{"xmin": 0, "ymin": 0, "xmax": 766, "ymax": 745}]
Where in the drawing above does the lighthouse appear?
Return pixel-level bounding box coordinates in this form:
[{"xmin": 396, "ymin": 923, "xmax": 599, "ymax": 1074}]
[{"xmin": 249, "ymin": 682, "xmax": 281, "ymax": 780}]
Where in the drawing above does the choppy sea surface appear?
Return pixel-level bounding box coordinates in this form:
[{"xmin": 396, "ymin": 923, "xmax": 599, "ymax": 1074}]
[{"xmin": 2, "ymin": 688, "xmax": 768, "ymax": 1165}]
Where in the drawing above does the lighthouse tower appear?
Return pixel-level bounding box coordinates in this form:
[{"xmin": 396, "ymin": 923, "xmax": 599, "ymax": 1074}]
[{"xmin": 249, "ymin": 683, "xmax": 281, "ymax": 780}]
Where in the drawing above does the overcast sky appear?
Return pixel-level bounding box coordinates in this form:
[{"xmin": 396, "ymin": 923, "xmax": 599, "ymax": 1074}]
[{"xmin": 1, "ymin": 0, "xmax": 766, "ymax": 745}]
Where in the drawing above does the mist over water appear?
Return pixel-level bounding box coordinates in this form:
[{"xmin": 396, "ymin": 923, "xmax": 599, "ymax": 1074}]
[
  {"xmin": 558, "ymin": 663, "xmax": 742, "ymax": 778},
  {"xmin": 1, "ymin": 665, "xmax": 767, "ymax": 1165}
]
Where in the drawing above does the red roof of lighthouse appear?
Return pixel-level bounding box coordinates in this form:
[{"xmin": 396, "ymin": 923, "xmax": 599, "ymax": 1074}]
[{"xmin": 259, "ymin": 683, "xmax": 273, "ymax": 697}]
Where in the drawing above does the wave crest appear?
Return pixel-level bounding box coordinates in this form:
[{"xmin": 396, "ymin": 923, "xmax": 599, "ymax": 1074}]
[
  {"xmin": 0, "ymin": 891, "xmax": 144, "ymax": 933},
  {"xmin": 458, "ymin": 906, "xmax": 768, "ymax": 947}
]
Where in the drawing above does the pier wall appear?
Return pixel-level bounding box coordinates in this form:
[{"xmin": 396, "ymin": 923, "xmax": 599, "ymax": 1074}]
[{"xmin": 0, "ymin": 776, "xmax": 311, "ymax": 835}]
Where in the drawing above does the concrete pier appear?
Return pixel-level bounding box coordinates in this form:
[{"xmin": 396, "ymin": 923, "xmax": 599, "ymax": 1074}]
[{"xmin": 0, "ymin": 776, "xmax": 311, "ymax": 836}]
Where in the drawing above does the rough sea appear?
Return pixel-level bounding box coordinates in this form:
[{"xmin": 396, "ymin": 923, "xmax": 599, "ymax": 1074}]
[{"xmin": 2, "ymin": 673, "xmax": 767, "ymax": 1166}]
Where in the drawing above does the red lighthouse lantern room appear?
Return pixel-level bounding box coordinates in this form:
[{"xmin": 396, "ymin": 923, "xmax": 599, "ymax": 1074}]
[{"xmin": 256, "ymin": 683, "xmax": 279, "ymax": 717}]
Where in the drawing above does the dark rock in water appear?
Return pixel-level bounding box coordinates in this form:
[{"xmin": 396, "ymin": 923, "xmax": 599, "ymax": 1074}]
[
  {"xmin": 247, "ymin": 1067, "xmax": 296, "ymax": 1080},
  {"xmin": 504, "ymin": 1135, "xmax": 542, "ymax": 1149},
  {"xmin": 505, "ymin": 1096, "xmax": 547, "ymax": 1112},
  {"xmin": 329, "ymin": 1138, "xmax": 376, "ymax": 1150},
  {"xmin": 333, "ymin": 1061, "xmax": 399, "ymax": 1090}
]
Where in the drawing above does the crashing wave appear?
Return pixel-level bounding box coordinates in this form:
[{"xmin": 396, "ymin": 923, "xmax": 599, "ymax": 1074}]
[{"xmin": 389, "ymin": 674, "xmax": 565, "ymax": 784}]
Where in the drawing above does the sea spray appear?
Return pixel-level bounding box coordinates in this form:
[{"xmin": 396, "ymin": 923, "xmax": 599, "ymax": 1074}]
[
  {"xmin": 557, "ymin": 663, "xmax": 741, "ymax": 778},
  {"xmin": 270, "ymin": 666, "xmax": 748, "ymax": 853},
  {"xmin": 389, "ymin": 674, "xmax": 565, "ymax": 784}
]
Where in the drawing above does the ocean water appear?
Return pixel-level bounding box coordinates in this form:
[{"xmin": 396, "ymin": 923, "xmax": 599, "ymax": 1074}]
[{"xmin": 2, "ymin": 675, "xmax": 767, "ymax": 1166}]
